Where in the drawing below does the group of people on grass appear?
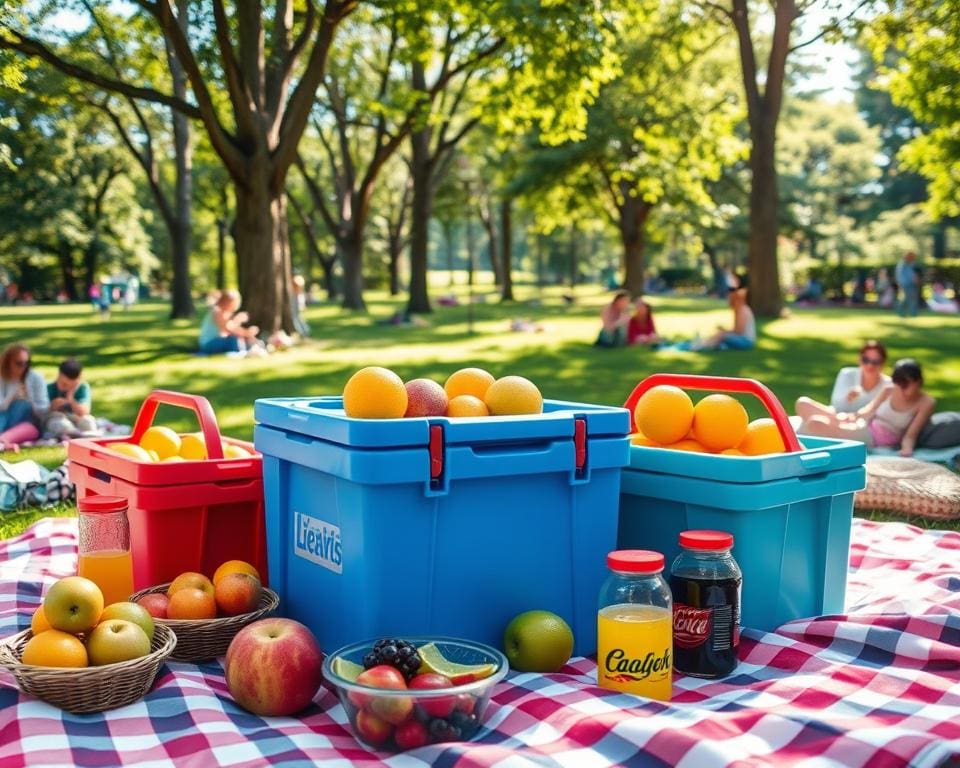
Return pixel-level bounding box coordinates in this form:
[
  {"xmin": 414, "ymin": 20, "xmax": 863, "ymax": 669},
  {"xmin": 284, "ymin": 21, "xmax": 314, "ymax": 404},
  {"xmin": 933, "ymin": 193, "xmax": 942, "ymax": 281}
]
[
  {"xmin": 795, "ymin": 341, "xmax": 936, "ymax": 458},
  {"xmin": 0, "ymin": 345, "xmax": 97, "ymax": 453},
  {"xmin": 597, "ymin": 286, "xmax": 756, "ymax": 352}
]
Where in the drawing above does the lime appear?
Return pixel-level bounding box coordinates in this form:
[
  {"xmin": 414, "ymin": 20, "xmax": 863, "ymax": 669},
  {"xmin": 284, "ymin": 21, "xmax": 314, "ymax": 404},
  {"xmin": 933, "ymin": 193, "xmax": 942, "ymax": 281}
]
[
  {"xmin": 333, "ymin": 657, "xmax": 365, "ymax": 683},
  {"xmin": 416, "ymin": 643, "xmax": 496, "ymax": 684}
]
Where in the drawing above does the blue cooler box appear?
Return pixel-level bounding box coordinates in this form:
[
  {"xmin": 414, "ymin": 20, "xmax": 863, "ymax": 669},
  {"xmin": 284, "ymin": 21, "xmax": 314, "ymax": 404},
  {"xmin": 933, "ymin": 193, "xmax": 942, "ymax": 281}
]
[
  {"xmin": 255, "ymin": 397, "xmax": 630, "ymax": 656},
  {"xmin": 618, "ymin": 435, "xmax": 866, "ymax": 632}
]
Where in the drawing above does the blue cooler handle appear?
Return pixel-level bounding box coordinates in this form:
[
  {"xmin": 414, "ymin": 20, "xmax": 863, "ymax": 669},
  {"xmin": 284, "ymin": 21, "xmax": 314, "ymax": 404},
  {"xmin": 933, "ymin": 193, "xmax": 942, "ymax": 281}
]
[{"xmin": 623, "ymin": 373, "xmax": 804, "ymax": 452}]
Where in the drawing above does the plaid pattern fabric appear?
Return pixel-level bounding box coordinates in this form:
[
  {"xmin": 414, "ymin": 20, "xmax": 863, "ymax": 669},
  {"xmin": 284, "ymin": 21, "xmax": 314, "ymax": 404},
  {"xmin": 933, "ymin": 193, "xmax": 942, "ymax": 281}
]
[{"xmin": 1, "ymin": 518, "xmax": 958, "ymax": 767}]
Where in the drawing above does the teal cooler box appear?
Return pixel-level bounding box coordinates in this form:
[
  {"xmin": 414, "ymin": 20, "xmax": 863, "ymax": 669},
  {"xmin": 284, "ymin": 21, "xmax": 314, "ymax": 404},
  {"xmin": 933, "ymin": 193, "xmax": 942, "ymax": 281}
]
[
  {"xmin": 254, "ymin": 397, "xmax": 630, "ymax": 656},
  {"xmin": 618, "ymin": 374, "xmax": 867, "ymax": 632}
]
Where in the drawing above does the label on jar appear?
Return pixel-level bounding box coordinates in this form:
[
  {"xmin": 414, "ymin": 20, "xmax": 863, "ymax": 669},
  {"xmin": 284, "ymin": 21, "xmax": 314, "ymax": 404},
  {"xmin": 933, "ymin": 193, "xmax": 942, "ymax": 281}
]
[{"xmin": 673, "ymin": 604, "xmax": 712, "ymax": 649}]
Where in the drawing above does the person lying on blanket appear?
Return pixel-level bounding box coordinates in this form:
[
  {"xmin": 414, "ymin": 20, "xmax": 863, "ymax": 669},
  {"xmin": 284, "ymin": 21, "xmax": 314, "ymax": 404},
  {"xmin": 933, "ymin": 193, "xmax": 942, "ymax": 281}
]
[
  {"xmin": 797, "ymin": 358, "xmax": 935, "ymax": 457},
  {"xmin": 43, "ymin": 358, "xmax": 99, "ymax": 439},
  {"xmin": 0, "ymin": 344, "xmax": 49, "ymax": 453}
]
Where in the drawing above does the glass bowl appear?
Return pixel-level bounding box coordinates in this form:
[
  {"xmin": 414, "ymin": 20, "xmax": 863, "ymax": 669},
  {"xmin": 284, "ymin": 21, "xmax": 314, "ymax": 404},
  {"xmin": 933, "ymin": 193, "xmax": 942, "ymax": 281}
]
[{"xmin": 322, "ymin": 636, "xmax": 508, "ymax": 752}]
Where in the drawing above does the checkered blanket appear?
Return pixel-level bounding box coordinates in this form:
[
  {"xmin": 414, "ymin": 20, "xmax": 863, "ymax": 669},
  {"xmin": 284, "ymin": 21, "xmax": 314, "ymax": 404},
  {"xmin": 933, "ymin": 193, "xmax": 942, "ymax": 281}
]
[{"xmin": 1, "ymin": 518, "xmax": 958, "ymax": 767}]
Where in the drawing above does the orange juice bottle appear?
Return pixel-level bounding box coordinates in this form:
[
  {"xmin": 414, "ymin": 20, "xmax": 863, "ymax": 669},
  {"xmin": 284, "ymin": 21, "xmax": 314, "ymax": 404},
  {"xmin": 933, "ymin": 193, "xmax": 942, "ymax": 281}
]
[
  {"xmin": 77, "ymin": 496, "xmax": 135, "ymax": 606},
  {"xmin": 597, "ymin": 550, "xmax": 673, "ymax": 700}
]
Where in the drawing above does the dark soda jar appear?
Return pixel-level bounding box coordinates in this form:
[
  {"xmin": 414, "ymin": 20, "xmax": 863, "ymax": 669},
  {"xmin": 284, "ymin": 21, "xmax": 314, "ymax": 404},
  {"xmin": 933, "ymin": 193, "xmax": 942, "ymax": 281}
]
[{"xmin": 669, "ymin": 530, "xmax": 741, "ymax": 678}]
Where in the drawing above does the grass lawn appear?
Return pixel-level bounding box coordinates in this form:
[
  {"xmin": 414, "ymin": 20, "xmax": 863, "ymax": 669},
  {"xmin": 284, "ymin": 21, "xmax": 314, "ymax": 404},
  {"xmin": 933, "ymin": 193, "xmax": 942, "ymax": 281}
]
[{"xmin": 2, "ymin": 283, "xmax": 958, "ymax": 538}]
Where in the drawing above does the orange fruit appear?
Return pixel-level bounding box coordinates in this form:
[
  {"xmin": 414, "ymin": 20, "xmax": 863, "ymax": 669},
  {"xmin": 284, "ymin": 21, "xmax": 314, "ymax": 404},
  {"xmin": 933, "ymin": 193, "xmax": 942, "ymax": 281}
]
[
  {"xmin": 179, "ymin": 433, "xmax": 208, "ymax": 461},
  {"xmin": 167, "ymin": 587, "xmax": 217, "ymax": 620},
  {"xmin": 167, "ymin": 572, "xmax": 214, "ymax": 598},
  {"xmin": 484, "ymin": 376, "xmax": 543, "ymax": 416},
  {"xmin": 139, "ymin": 426, "xmax": 181, "ymax": 460},
  {"xmin": 633, "ymin": 385, "xmax": 694, "ymax": 445},
  {"xmin": 691, "ymin": 394, "xmax": 749, "ymax": 452},
  {"xmin": 213, "ymin": 559, "xmax": 261, "ymax": 586},
  {"xmin": 666, "ymin": 438, "xmax": 706, "ymax": 452},
  {"xmin": 720, "ymin": 448, "xmax": 745, "ymax": 456},
  {"xmin": 21, "ymin": 630, "xmax": 88, "ymax": 667},
  {"xmin": 447, "ymin": 395, "xmax": 490, "ymax": 418},
  {"xmin": 343, "ymin": 367, "xmax": 408, "ymax": 419},
  {"xmin": 108, "ymin": 442, "xmax": 154, "ymax": 462},
  {"xmin": 630, "ymin": 430, "xmax": 659, "ymax": 447},
  {"xmin": 30, "ymin": 606, "xmax": 51, "ymax": 634},
  {"xmin": 444, "ymin": 368, "xmax": 495, "ymax": 400},
  {"xmin": 222, "ymin": 443, "xmax": 252, "ymax": 459},
  {"xmin": 738, "ymin": 418, "xmax": 786, "ymax": 455}
]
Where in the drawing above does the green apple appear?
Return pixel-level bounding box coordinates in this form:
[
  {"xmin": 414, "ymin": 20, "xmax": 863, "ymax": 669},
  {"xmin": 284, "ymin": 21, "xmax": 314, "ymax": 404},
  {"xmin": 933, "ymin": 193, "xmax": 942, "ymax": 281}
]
[
  {"xmin": 87, "ymin": 620, "xmax": 152, "ymax": 666},
  {"xmin": 503, "ymin": 610, "xmax": 574, "ymax": 673},
  {"xmin": 100, "ymin": 602, "xmax": 155, "ymax": 642}
]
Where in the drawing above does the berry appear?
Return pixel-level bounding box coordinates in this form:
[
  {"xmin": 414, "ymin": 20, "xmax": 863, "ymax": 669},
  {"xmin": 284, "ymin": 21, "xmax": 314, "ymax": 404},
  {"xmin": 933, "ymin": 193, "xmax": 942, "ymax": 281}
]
[
  {"xmin": 363, "ymin": 638, "xmax": 423, "ymax": 681},
  {"xmin": 450, "ymin": 710, "xmax": 479, "ymax": 736},
  {"xmin": 394, "ymin": 720, "xmax": 429, "ymax": 750},
  {"xmin": 428, "ymin": 718, "xmax": 461, "ymax": 743}
]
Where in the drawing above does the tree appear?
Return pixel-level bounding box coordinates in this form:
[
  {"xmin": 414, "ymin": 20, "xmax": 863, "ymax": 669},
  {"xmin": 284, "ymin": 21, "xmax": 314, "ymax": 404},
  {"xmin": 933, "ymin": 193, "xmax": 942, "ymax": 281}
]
[
  {"xmin": 2, "ymin": 0, "xmax": 356, "ymax": 332},
  {"xmin": 868, "ymin": 0, "xmax": 960, "ymax": 219}
]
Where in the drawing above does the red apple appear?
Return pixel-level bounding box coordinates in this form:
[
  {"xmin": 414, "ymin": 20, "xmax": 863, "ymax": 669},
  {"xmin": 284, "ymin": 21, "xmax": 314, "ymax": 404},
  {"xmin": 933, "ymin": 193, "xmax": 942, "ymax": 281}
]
[
  {"xmin": 394, "ymin": 719, "xmax": 429, "ymax": 750},
  {"xmin": 136, "ymin": 593, "xmax": 170, "ymax": 619},
  {"xmin": 409, "ymin": 673, "xmax": 455, "ymax": 718},
  {"xmin": 355, "ymin": 709, "xmax": 392, "ymax": 747},
  {"xmin": 225, "ymin": 618, "xmax": 324, "ymax": 716},
  {"xmin": 355, "ymin": 665, "xmax": 412, "ymax": 725},
  {"xmin": 214, "ymin": 573, "xmax": 262, "ymax": 616},
  {"xmin": 404, "ymin": 379, "xmax": 448, "ymax": 418},
  {"xmin": 455, "ymin": 693, "xmax": 476, "ymax": 715}
]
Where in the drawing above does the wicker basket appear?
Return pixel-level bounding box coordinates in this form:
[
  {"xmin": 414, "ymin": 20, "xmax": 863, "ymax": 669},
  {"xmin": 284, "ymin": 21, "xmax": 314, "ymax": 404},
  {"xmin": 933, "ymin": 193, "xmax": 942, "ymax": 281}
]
[
  {"xmin": 0, "ymin": 623, "xmax": 176, "ymax": 714},
  {"xmin": 128, "ymin": 584, "xmax": 280, "ymax": 662}
]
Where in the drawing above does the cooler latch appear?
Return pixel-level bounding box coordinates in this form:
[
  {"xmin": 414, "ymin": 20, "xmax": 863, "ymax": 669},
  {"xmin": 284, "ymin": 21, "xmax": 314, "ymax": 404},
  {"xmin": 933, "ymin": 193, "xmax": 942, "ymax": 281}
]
[
  {"xmin": 574, "ymin": 418, "xmax": 587, "ymax": 477},
  {"xmin": 429, "ymin": 424, "xmax": 444, "ymax": 488}
]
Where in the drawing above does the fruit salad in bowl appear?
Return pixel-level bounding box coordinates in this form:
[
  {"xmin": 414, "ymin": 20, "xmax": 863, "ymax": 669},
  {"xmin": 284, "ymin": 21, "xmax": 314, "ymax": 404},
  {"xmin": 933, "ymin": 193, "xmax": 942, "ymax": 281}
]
[{"xmin": 323, "ymin": 636, "xmax": 508, "ymax": 752}]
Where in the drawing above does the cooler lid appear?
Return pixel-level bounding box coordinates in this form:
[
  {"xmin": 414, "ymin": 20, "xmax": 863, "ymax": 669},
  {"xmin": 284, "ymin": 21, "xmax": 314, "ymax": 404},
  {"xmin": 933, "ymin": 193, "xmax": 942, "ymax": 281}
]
[{"xmin": 254, "ymin": 397, "xmax": 629, "ymax": 448}]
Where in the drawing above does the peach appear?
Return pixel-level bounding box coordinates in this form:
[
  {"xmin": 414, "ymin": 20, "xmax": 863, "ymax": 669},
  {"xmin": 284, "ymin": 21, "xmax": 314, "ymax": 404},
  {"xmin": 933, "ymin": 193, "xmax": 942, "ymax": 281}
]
[
  {"xmin": 136, "ymin": 593, "xmax": 170, "ymax": 619},
  {"xmin": 215, "ymin": 573, "xmax": 262, "ymax": 617},
  {"xmin": 404, "ymin": 379, "xmax": 448, "ymax": 418}
]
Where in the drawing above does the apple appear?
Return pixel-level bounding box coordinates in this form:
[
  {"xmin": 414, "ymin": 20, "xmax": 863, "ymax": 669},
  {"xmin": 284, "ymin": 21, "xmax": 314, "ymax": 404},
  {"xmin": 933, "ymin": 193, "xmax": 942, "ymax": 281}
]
[
  {"xmin": 87, "ymin": 619, "xmax": 151, "ymax": 665},
  {"xmin": 43, "ymin": 576, "xmax": 104, "ymax": 634},
  {"xmin": 100, "ymin": 602, "xmax": 155, "ymax": 642},
  {"xmin": 355, "ymin": 709, "xmax": 392, "ymax": 747},
  {"xmin": 502, "ymin": 609, "xmax": 574, "ymax": 673},
  {"xmin": 404, "ymin": 379, "xmax": 448, "ymax": 418},
  {"xmin": 136, "ymin": 593, "xmax": 170, "ymax": 619},
  {"xmin": 215, "ymin": 573, "xmax": 262, "ymax": 617},
  {"xmin": 394, "ymin": 719, "xmax": 429, "ymax": 750},
  {"xmin": 225, "ymin": 618, "xmax": 324, "ymax": 716},
  {"xmin": 455, "ymin": 693, "xmax": 475, "ymax": 715},
  {"xmin": 167, "ymin": 572, "xmax": 214, "ymax": 598},
  {"xmin": 356, "ymin": 665, "xmax": 412, "ymax": 725},
  {"xmin": 409, "ymin": 673, "xmax": 455, "ymax": 718}
]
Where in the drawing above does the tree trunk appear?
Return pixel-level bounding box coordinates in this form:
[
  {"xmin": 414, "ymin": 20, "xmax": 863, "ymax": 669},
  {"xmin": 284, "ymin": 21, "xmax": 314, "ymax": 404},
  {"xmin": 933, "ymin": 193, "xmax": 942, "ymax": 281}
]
[
  {"xmin": 480, "ymin": 199, "xmax": 501, "ymax": 286},
  {"xmin": 569, "ymin": 227, "xmax": 579, "ymax": 288},
  {"xmin": 500, "ymin": 198, "xmax": 514, "ymax": 301},
  {"xmin": 216, "ymin": 218, "xmax": 227, "ymax": 290},
  {"xmin": 168, "ymin": 0, "xmax": 194, "ymax": 319},
  {"xmin": 933, "ymin": 223, "xmax": 946, "ymax": 259},
  {"xmin": 746, "ymin": 121, "xmax": 783, "ymax": 315},
  {"xmin": 444, "ymin": 221, "xmax": 455, "ymax": 287},
  {"xmin": 340, "ymin": 231, "xmax": 365, "ymax": 310},
  {"xmin": 320, "ymin": 254, "xmax": 337, "ymax": 301},
  {"xmin": 619, "ymin": 194, "xmax": 651, "ymax": 296},
  {"xmin": 704, "ymin": 241, "xmax": 726, "ymax": 298},
  {"xmin": 465, "ymin": 210, "xmax": 476, "ymax": 288},
  {"xmin": 58, "ymin": 240, "xmax": 78, "ymax": 300},
  {"xmin": 407, "ymin": 124, "xmax": 433, "ymax": 314},
  {"xmin": 388, "ymin": 238, "xmax": 401, "ymax": 296},
  {"xmin": 234, "ymin": 172, "xmax": 289, "ymax": 334}
]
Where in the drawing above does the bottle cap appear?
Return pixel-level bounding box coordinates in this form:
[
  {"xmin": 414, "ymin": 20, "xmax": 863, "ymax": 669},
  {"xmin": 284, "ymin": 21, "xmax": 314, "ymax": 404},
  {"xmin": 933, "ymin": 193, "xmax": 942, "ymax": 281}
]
[
  {"xmin": 77, "ymin": 496, "xmax": 128, "ymax": 514},
  {"xmin": 606, "ymin": 550, "xmax": 664, "ymax": 574},
  {"xmin": 679, "ymin": 530, "xmax": 734, "ymax": 551}
]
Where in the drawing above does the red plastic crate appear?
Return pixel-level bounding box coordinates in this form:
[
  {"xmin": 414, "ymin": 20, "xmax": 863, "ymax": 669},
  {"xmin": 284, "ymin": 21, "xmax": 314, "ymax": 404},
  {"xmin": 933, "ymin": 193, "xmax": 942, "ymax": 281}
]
[{"xmin": 68, "ymin": 390, "xmax": 267, "ymax": 591}]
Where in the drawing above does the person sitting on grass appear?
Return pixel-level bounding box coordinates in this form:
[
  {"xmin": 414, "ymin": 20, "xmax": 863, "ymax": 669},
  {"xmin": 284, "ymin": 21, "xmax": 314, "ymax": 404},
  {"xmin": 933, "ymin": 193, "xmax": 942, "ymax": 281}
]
[
  {"xmin": 795, "ymin": 340, "xmax": 890, "ymax": 422},
  {"xmin": 798, "ymin": 359, "xmax": 935, "ymax": 457},
  {"xmin": 0, "ymin": 344, "xmax": 49, "ymax": 453},
  {"xmin": 198, "ymin": 290, "xmax": 266, "ymax": 357},
  {"xmin": 627, "ymin": 297, "xmax": 660, "ymax": 347},
  {"xmin": 695, "ymin": 288, "xmax": 756, "ymax": 351},
  {"xmin": 596, "ymin": 290, "xmax": 632, "ymax": 348},
  {"xmin": 43, "ymin": 358, "xmax": 99, "ymax": 438}
]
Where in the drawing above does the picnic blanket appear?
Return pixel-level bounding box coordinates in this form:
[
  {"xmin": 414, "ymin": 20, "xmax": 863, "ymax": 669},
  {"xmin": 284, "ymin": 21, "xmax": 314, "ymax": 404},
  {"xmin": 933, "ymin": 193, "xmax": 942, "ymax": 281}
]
[
  {"xmin": 12, "ymin": 418, "xmax": 130, "ymax": 451},
  {"xmin": 0, "ymin": 518, "xmax": 958, "ymax": 767}
]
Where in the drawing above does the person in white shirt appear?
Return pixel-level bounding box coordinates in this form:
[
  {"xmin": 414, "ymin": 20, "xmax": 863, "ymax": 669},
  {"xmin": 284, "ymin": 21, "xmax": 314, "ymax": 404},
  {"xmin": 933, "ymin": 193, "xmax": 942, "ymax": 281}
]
[{"xmin": 795, "ymin": 340, "xmax": 891, "ymax": 424}]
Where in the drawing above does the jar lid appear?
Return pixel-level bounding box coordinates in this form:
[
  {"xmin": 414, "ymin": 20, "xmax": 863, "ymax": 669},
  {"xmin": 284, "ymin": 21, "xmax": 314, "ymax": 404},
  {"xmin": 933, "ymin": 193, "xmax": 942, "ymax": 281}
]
[
  {"xmin": 77, "ymin": 496, "xmax": 128, "ymax": 514},
  {"xmin": 607, "ymin": 550, "xmax": 664, "ymax": 574},
  {"xmin": 679, "ymin": 530, "xmax": 734, "ymax": 550}
]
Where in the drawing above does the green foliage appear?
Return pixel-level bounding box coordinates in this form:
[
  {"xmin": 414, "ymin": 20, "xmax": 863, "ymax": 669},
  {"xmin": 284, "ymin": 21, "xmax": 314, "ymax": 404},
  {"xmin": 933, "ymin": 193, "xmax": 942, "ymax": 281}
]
[{"xmin": 868, "ymin": 1, "xmax": 960, "ymax": 218}]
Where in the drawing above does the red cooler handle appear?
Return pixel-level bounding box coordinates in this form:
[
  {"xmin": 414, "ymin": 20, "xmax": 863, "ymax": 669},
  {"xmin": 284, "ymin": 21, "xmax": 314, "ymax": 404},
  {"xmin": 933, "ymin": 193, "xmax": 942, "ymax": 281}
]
[
  {"xmin": 130, "ymin": 390, "xmax": 225, "ymax": 460},
  {"xmin": 623, "ymin": 373, "xmax": 803, "ymax": 453}
]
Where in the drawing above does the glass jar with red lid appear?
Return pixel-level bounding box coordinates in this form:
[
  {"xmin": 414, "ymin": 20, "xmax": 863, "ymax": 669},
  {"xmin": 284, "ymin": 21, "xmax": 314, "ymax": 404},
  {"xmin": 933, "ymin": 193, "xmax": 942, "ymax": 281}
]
[{"xmin": 669, "ymin": 530, "xmax": 741, "ymax": 678}]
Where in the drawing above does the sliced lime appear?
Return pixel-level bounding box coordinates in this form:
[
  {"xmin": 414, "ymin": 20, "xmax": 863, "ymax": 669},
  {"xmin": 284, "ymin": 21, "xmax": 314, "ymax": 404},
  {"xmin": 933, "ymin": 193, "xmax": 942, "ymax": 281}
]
[
  {"xmin": 332, "ymin": 657, "xmax": 365, "ymax": 682},
  {"xmin": 417, "ymin": 643, "xmax": 495, "ymax": 684}
]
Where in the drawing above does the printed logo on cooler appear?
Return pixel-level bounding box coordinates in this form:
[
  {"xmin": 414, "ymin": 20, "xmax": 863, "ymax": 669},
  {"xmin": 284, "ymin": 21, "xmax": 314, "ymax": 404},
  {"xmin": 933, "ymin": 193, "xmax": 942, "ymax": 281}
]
[
  {"xmin": 673, "ymin": 604, "xmax": 712, "ymax": 649},
  {"xmin": 294, "ymin": 511, "xmax": 342, "ymax": 573}
]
